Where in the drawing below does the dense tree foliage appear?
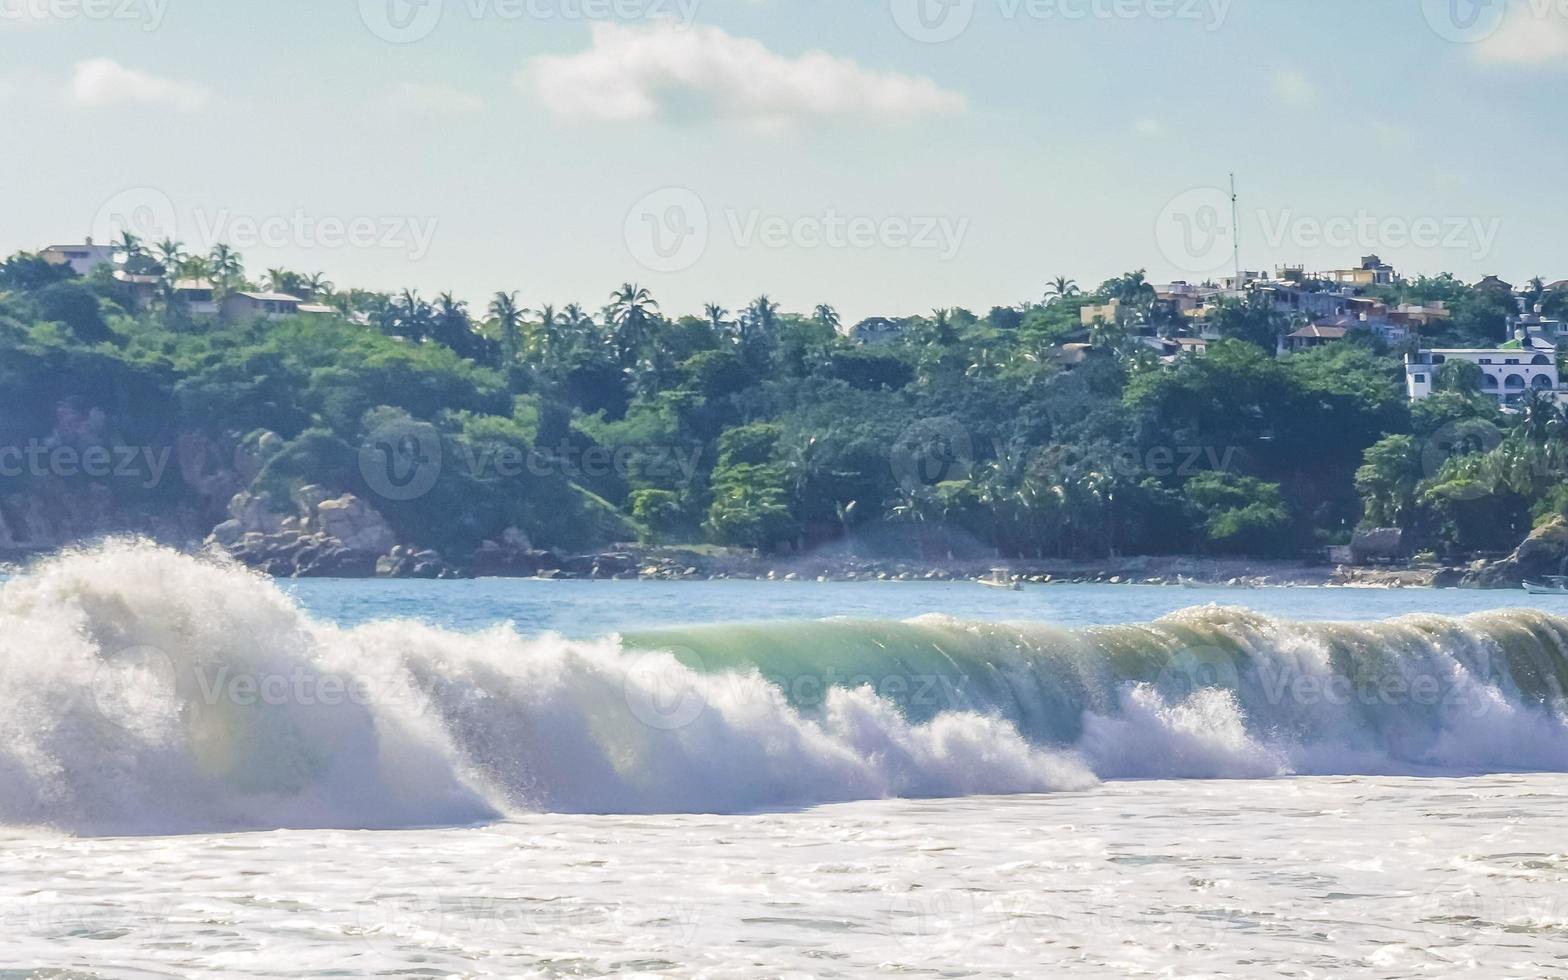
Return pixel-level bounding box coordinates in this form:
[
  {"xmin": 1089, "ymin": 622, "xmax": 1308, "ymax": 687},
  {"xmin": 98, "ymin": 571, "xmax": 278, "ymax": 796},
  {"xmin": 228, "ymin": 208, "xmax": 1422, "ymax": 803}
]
[{"xmin": 1, "ymin": 243, "xmax": 1561, "ymax": 561}]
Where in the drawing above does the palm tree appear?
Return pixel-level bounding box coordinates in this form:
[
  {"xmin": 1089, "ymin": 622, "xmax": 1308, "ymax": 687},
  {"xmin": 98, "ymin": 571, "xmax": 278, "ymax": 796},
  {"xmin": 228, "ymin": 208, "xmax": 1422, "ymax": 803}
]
[
  {"xmin": 178, "ymin": 255, "xmax": 213, "ymax": 282},
  {"xmin": 704, "ymin": 303, "xmax": 732, "ymax": 340},
  {"xmin": 488, "ymin": 291, "xmax": 525, "ymax": 367},
  {"xmin": 434, "ymin": 292, "xmax": 466, "ymax": 320},
  {"xmin": 742, "ymin": 295, "xmax": 780, "ymax": 344},
  {"xmin": 304, "ymin": 272, "xmax": 333, "ymax": 299},
  {"xmin": 888, "ymin": 485, "xmax": 941, "ymax": 559},
  {"xmin": 560, "ymin": 303, "xmax": 597, "ymax": 354},
  {"xmin": 263, "ymin": 267, "xmax": 307, "ymax": 296},
  {"xmin": 208, "ymin": 244, "xmax": 243, "ymax": 288},
  {"xmin": 1088, "ymin": 314, "xmax": 1128, "ymax": 352},
  {"xmin": 431, "ymin": 292, "xmax": 477, "ymax": 356},
  {"xmin": 1521, "ymin": 389, "xmax": 1561, "ymax": 443},
  {"xmin": 385, "ymin": 289, "xmax": 433, "ymax": 340},
  {"xmin": 966, "ymin": 348, "xmax": 1003, "ymax": 378},
  {"xmin": 608, "ymin": 282, "xmax": 658, "ymax": 365},
  {"xmin": 930, "ymin": 307, "xmax": 959, "ymax": 345},
  {"xmin": 529, "ymin": 303, "xmax": 564, "ymax": 363},
  {"xmin": 151, "ymin": 239, "xmax": 186, "ymax": 298},
  {"xmin": 153, "ymin": 238, "xmax": 185, "ymax": 270},
  {"xmin": 116, "ymin": 230, "xmax": 146, "ymax": 262},
  {"xmin": 814, "ymin": 304, "xmax": 841, "ymax": 333},
  {"xmin": 1044, "ymin": 276, "xmax": 1079, "ymax": 304},
  {"xmin": 835, "ymin": 499, "xmax": 859, "ymax": 553}
]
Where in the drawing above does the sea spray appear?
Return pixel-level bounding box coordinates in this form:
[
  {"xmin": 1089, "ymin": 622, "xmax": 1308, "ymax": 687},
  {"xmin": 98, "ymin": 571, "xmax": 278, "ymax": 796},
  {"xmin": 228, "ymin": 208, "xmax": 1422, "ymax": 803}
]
[{"xmin": 3, "ymin": 541, "xmax": 1568, "ymax": 835}]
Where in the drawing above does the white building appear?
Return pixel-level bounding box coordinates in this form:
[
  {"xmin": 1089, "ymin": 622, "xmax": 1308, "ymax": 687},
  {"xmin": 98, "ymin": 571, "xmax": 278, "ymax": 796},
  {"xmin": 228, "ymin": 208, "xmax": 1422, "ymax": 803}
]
[
  {"xmin": 222, "ymin": 291, "xmax": 301, "ymax": 320},
  {"xmin": 844, "ymin": 317, "xmax": 907, "ymax": 346},
  {"xmin": 171, "ymin": 278, "xmax": 220, "ymax": 315},
  {"xmin": 40, "ymin": 240, "xmax": 115, "ymax": 276},
  {"xmin": 1406, "ymin": 337, "xmax": 1563, "ymax": 406}
]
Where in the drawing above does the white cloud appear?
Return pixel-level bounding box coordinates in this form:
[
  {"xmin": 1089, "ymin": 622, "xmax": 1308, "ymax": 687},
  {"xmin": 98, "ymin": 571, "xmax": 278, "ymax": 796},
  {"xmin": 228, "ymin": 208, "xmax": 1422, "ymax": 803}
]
[
  {"xmin": 385, "ymin": 81, "xmax": 484, "ymax": 115},
  {"xmin": 70, "ymin": 58, "xmax": 208, "ymax": 111},
  {"xmin": 1370, "ymin": 121, "xmax": 1415, "ymax": 149},
  {"xmin": 1271, "ymin": 69, "xmax": 1316, "ymax": 107},
  {"xmin": 1476, "ymin": 2, "xmax": 1568, "ymax": 65},
  {"xmin": 519, "ymin": 21, "xmax": 964, "ymax": 130},
  {"xmin": 1132, "ymin": 118, "xmax": 1164, "ymax": 137}
]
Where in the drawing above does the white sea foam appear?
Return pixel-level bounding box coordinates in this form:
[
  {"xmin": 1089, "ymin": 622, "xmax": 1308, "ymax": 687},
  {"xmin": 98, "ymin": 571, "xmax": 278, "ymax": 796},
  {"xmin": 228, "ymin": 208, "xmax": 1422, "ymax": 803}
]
[{"xmin": 3, "ymin": 541, "xmax": 1568, "ymax": 835}]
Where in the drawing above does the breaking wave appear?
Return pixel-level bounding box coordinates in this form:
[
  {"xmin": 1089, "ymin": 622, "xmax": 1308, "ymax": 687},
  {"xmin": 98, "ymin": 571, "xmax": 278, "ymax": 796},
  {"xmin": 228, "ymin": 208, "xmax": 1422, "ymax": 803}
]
[{"xmin": 3, "ymin": 542, "xmax": 1567, "ymax": 835}]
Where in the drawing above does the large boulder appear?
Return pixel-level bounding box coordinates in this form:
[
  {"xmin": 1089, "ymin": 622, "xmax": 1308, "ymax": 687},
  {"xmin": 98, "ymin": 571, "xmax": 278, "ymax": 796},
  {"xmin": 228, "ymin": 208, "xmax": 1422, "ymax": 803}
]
[
  {"xmin": 1465, "ymin": 516, "xmax": 1568, "ymax": 589},
  {"xmin": 377, "ymin": 545, "xmax": 458, "ymax": 579},
  {"xmin": 291, "ymin": 484, "xmax": 333, "ymax": 521},
  {"xmin": 227, "ymin": 491, "xmax": 288, "ymax": 536},
  {"xmin": 314, "ymin": 494, "xmax": 398, "ymax": 556},
  {"xmin": 1350, "ymin": 527, "xmax": 1405, "ymax": 565}
]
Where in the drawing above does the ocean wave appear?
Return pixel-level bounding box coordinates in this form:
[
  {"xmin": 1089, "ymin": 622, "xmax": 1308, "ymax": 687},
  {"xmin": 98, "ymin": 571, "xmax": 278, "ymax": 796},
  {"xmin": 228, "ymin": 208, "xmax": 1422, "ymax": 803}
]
[{"xmin": 2, "ymin": 541, "xmax": 1566, "ymax": 835}]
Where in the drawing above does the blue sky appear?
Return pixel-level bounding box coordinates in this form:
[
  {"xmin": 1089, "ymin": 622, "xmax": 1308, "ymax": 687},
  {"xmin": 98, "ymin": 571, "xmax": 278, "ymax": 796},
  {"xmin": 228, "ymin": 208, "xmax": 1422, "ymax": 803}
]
[{"xmin": 3, "ymin": 0, "xmax": 1565, "ymax": 320}]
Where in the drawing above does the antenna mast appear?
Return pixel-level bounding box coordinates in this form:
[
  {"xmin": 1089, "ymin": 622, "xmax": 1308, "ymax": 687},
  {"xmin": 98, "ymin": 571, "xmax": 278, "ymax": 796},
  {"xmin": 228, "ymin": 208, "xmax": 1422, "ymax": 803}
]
[{"xmin": 1230, "ymin": 172, "xmax": 1241, "ymax": 290}]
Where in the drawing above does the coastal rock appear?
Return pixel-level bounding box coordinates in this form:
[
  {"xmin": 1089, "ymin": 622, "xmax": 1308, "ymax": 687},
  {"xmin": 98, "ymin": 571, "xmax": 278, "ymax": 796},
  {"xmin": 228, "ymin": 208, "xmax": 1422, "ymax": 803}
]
[
  {"xmin": 1464, "ymin": 517, "xmax": 1568, "ymax": 589},
  {"xmin": 500, "ymin": 527, "xmax": 532, "ymax": 551},
  {"xmin": 291, "ymin": 484, "xmax": 333, "ymax": 522},
  {"xmin": 227, "ymin": 491, "xmax": 289, "ymax": 537},
  {"xmin": 469, "ymin": 526, "xmax": 560, "ymax": 578},
  {"xmin": 207, "ymin": 490, "xmax": 397, "ymax": 578},
  {"xmin": 1350, "ymin": 528, "xmax": 1405, "ymax": 565},
  {"xmin": 377, "ymin": 545, "xmax": 458, "ymax": 579},
  {"xmin": 563, "ymin": 553, "xmax": 637, "ymax": 579},
  {"xmin": 314, "ymin": 495, "xmax": 397, "ymax": 556},
  {"xmin": 208, "ymin": 517, "xmax": 244, "ymax": 545}
]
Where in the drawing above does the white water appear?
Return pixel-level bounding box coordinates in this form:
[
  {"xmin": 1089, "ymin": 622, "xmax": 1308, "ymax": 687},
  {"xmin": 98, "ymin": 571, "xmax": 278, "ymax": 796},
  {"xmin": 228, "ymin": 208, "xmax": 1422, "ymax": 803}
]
[
  {"xmin": 4, "ymin": 777, "xmax": 1568, "ymax": 977},
  {"xmin": 6, "ymin": 543, "xmax": 1568, "ymax": 976},
  {"xmin": 4, "ymin": 542, "xmax": 1568, "ymax": 836}
]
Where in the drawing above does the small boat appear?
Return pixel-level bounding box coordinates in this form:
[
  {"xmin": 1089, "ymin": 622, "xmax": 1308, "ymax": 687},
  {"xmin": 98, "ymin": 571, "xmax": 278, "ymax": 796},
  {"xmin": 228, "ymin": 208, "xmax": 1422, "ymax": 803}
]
[
  {"xmin": 1524, "ymin": 576, "xmax": 1568, "ymax": 595},
  {"xmin": 979, "ymin": 571, "xmax": 1023, "ymax": 591},
  {"xmin": 1178, "ymin": 575, "xmax": 1204, "ymax": 589}
]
